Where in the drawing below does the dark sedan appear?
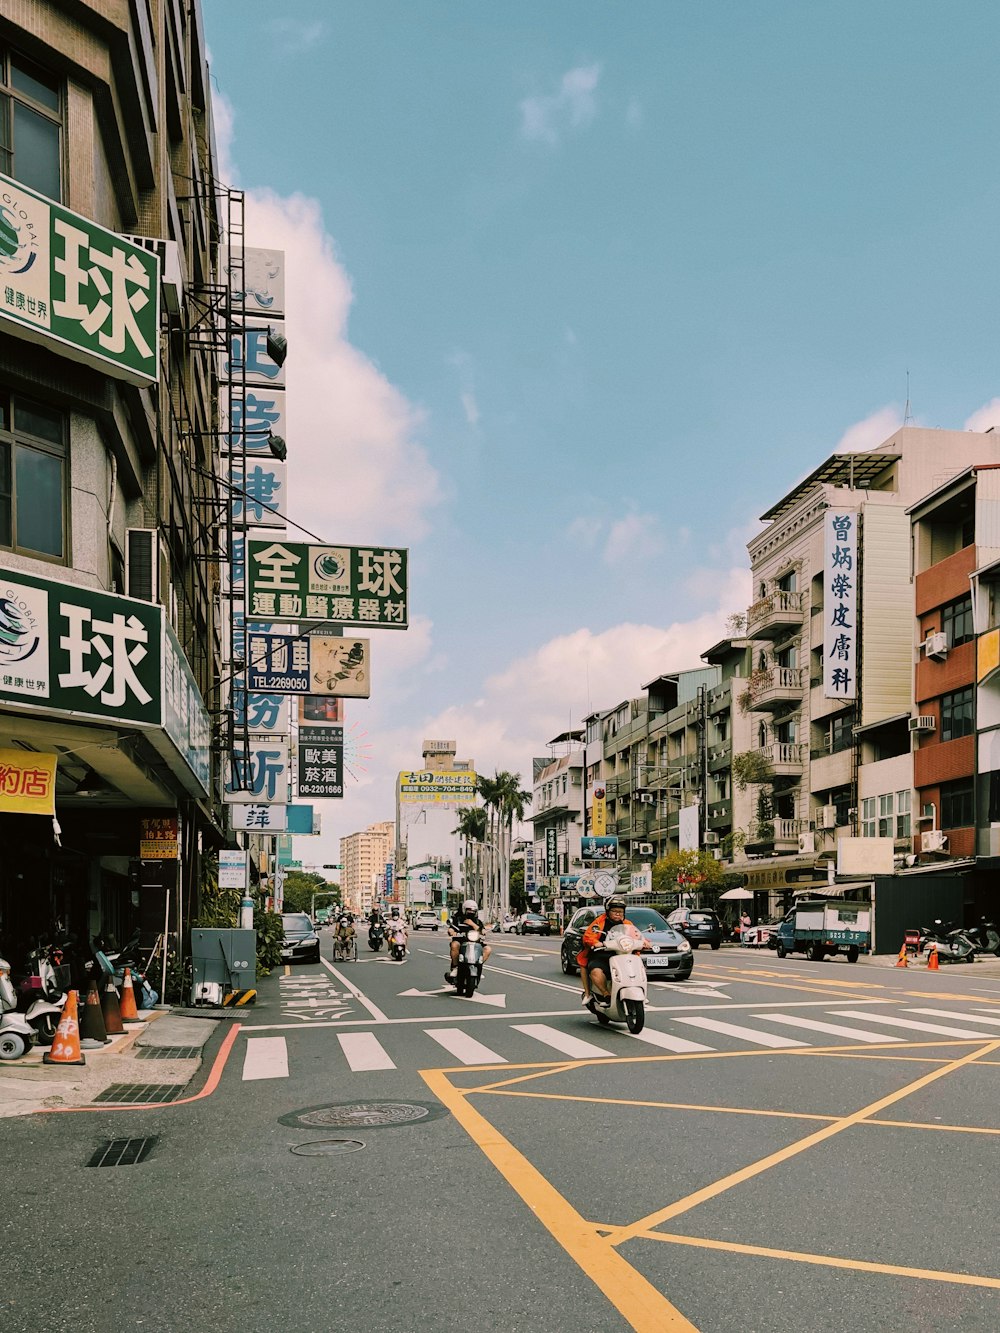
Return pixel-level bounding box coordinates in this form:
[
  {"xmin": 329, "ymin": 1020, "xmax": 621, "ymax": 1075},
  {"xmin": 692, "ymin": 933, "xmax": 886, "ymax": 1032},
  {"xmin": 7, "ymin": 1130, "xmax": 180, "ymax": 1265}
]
[
  {"xmin": 560, "ymin": 905, "xmax": 693, "ymax": 981},
  {"xmin": 280, "ymin": 912, "xmax": 321, "ymax": 964},
  {"xmin": 667, "ymin": 907, "xmax": 723, "ymax": 949},
  {"xmin": 519, "ymin": 913, "xmax": 552, "ymax": 935}
]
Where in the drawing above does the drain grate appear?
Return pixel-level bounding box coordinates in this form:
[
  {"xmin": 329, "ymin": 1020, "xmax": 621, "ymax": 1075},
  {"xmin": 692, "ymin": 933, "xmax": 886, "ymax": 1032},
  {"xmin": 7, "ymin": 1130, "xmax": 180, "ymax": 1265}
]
[
  {"xmin": 135, "ymin": 1046, "xmax": 202, "ymax": 1060},
  {"xmin": 290, "ymin": 1138, "xmax": 365, "ymax": 1156},
  {"xmin": 87, "ymin": 1136, "xmax": 159, "ymax": 1167},
  {"xmin": 279, "ymin": 1100, "xmax": 445, "ymax": 1130},
  {"xmin": 93, "ymin": 1083, "xmax": 187, "ymax": 1104}
]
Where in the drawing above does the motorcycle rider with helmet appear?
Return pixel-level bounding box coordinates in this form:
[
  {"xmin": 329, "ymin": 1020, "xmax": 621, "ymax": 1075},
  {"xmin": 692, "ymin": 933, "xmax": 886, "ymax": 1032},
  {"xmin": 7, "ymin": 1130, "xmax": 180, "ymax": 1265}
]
[
  {"xmin": 577, "ymin": 895, "xmax": 648, "ymax": 1013},
  {"xmin": 446, "ymin": 899, "xmax": 492, "ymax": 981},
  {"xmin": 386, "ymin": 904, "xmax": 409, "ymax": 956}
]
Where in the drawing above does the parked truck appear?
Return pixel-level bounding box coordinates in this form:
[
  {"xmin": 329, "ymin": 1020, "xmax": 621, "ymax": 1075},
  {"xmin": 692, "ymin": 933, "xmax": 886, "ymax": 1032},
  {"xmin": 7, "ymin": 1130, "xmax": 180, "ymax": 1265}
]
[{"xmin": 774, "ymin": 898, "xmax": 871, "ymax": 963}]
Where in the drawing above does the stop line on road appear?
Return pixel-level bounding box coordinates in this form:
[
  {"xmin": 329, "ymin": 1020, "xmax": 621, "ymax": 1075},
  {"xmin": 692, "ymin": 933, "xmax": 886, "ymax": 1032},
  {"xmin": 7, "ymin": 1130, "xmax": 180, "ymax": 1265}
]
[{"xmin": 238, "ymin": 1003, "xmax": 1000, "ymax": 1081}]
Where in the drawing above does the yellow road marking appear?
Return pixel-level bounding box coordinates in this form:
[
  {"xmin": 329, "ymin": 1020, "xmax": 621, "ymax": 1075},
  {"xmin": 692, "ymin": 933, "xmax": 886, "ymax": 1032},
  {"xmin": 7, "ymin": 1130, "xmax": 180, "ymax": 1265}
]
[
  {"xmin": 421, "ymin": 1067, "xmax": 697, "ymax": 1332},
  {"xmin": 631, "ymin": 1229, "xmax": 1000, "ymax": 1291},
  {"xmin": 478, "ymin": 1087, "xmax": 837, "ymax": 1124},
  {"xmin": 867, "ymin": 1116, "xmax": 1000, "ymax": 1135},
  {"xmin": 606, "ymin": 1037, "xmax": 1000, "ymax": 1245}
]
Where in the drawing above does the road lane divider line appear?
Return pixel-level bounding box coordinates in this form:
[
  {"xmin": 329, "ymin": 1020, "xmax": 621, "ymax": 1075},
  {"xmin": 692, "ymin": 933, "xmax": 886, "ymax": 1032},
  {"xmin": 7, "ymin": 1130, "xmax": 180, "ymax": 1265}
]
[
  {"xmin": 320, "ymin": 957, "xmax": 388, "ymax": 1022},
  {"xmin": 632, "ymin": 1229, "xmax": 1000, "ymax": 1292},
  {"xmin": 421, "ymin": 1067, "xmax": 697, "ymax": 1332},
  {"xmin": 241, "ymin": 1036, "xmax": 288, "ymax": 1081},
  {"xmin": 38, "ymin": 1022, "xmax": 243, "ymax": 1114},
  {"xmin": 424, "ymin": 1028, "xmax": 507, "ymax": 1065},
  {"xmin": 606, "ymin": 1037, "xmax": 1000, "ymax": 1245},
  {"xmin": 337, "ymin": 1032, "xmax": 395, "ymax": 1071},
  {"xmin": 486, "ymin": 963, "xmax": 580, "ymax": 993}
]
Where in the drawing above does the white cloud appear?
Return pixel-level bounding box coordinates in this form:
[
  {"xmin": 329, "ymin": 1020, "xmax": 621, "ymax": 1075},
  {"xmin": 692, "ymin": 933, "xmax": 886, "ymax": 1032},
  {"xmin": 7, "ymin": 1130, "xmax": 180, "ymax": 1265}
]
[
  {"xmin": 833, "ymin": 404, "xmax": 902, "ymax": 454},
  {"xmin": 266, "ymin": 19, "xmax": 327, "ymax": 55},
  {"xmin": 964, "ymin": 398, "xmax": 1000, "ymax": 434},
  {"xmin": 242, "ymin": 188, "xmax": 443, "ymax": 545},
  {"xmin": 460, "ymin": 392, "xmax": 480, "ymax": 426},
  {"xmin": 603, "ymin": 511, "xmax": 665, "ymax": 566},
  {"xmin": 520, "ymin": 64, "xmax": 601, "ymax": 145}
]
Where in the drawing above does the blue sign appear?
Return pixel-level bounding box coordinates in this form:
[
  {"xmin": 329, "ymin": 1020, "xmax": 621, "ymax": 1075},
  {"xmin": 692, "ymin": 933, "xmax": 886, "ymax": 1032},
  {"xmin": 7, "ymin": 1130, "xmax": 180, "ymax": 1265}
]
[
  {"xmin": 286, "ymin": 805, "xmax": 315, "ymax": 835},
  {"xmin": 581, "ymin": 836, "xmax": 618, "ymax": 863},
  {"xmin": 247, "ymin": 633, "xmax": 310, "ymax": 693}
]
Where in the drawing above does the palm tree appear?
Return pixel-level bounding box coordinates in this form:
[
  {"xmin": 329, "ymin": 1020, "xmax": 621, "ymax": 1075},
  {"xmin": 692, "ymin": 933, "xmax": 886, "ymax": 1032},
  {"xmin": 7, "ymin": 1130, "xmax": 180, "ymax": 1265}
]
[
  {"xmin": 453, "ymin": 805, "xmax": 487, "ymax": 905},
  {"xmin": 478, "ymin": 770, "xmax": 531, "ymax": 919}
]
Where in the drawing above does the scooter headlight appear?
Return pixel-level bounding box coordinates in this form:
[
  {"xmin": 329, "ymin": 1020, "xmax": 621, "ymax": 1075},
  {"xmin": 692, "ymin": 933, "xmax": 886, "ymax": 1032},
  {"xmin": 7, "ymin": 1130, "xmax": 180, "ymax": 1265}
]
[{"xmin": 466, "ymin": 929, "xmax": 481, "ymax": 942}]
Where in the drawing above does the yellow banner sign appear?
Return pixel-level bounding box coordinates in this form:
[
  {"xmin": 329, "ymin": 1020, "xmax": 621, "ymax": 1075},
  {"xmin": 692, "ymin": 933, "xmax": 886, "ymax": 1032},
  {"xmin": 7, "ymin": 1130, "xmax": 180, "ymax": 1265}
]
[
  {"xmin": 140, "ymin": 814, "xmax": 180, "ymax": 860},
  {"xmin": 592, "ymin": 785, "xmax": 607, "ymax": 837},
  {"xmin": 398, "ymin": 770, "xmax": 478, "ymax": 804},
  {"xmin": 0, "ymin": 748, "xmax": 57, "ymax": 815}
]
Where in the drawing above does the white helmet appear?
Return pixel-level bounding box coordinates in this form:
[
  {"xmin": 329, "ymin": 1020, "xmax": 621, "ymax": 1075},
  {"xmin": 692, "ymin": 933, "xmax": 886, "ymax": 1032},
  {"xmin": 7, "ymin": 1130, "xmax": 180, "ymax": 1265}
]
[{"xmin": 463, "ymin": 899, "xmax": 478, "ymax": 913}]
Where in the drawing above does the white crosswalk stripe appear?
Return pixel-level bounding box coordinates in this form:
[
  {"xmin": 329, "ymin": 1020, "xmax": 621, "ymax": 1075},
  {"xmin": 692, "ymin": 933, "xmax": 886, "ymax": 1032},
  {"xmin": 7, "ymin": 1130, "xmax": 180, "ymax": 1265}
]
[
  {"xmin": 511, "ymin": 1024, "xmax": 613, "ymax": 1059},
  {"xmin": 242, "ymin": 1036, "xmax": 288, "ymax": 1081},
  {"xmin": 628, "ymin": 1027, "xmax": 712, "ymax": 1053},
  {"xmin": 754, "ymin": 1014, "xmax": 903, "ymax": 1044},
  {"xmin": 337, "ymin": 1032, "xmax": 395, "ymax": 1071},
  {"xmin": 669, "ymin": 1016, "xmax": 808, "ymax": 1048},
  {"xmin": 424, "ymin": 1028, "xmax": 507, "ymax": 1065},
  {"xmin": 832, "ymin": 1010, "xmax": 998, "ymax": 1039},
  {"xmin": 908, "ymin": 1008, "xmax": 1000, "ymax": 1030}
]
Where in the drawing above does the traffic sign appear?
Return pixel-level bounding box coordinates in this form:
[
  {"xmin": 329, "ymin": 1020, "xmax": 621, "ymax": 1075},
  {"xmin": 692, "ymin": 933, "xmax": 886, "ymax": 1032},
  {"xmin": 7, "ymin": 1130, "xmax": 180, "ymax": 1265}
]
[{"xmin": 594, "ymin": 872, "xmax": 617, "ymax": 899}]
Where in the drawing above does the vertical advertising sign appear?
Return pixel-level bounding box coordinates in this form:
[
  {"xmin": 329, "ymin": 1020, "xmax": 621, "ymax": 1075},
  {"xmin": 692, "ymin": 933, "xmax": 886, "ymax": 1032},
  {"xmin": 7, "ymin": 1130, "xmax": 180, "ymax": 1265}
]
[
  {"xmin": 545, "ymin": 826, "xmax": 558, "ymax": 876},
  {"xmin": 591, "ymin": 784, "xmax": 607, "ymax": 837},
  {"xmin": 824, "ymin": 509, "xmax": 858, "ymax": 700}
]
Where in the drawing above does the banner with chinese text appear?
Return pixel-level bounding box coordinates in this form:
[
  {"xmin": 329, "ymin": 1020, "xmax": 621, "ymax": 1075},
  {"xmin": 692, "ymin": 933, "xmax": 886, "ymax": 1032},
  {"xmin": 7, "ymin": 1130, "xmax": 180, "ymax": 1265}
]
[
  {"xmin": 823, "ymin": 509, "xmax": 858, "ymax": 700},
  {"xmin": 247, "ymin": 540, "xmax": 408, "ymax": 628},
  {"xmin": 298, "ymin": 726, "xmax": 344, "ymax": 799},
  {"xmin": 248, "ymin": 633, "xmax": 370, "ymax": 697},
  {"xmin": 139, "ymin": 815, "xmax": 179, "ymax": 859},
  {"xmin": 0, "ymin": 747, "xmax": 56, "ymax": 814},
  {"xmin": 398, "ymin": 770, "xmax": 477, "ymax": 805}
]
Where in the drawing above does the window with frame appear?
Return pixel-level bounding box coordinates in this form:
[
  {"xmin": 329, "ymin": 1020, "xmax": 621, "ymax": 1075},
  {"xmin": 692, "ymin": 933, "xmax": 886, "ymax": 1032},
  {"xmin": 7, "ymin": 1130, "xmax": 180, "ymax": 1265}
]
[
  {"xmin": 940, "ymin": 778, "xmax": 974, "ymax": 829},
  {"xmin": 940, "ymin": 686, "xmax": 974, "ymax": 742},
  {"xmin": 830, "ymin": 709, "xmax": 855, "ymax": 754},
  {"xmin": 896, "ymin": 789, "xmax": 911, "ymax": 839},
  {"xmin": 0, "ymin": 47, "xmax": 62, "ymax": 201},
  {"xmin": 0, "ymin": 391, "xmax": 67, "ymax": 560},
  {"xmin": 941, "ymin": 596, "xmax": 974, "ymax": 649},
  {"xmin": 878, "ymin": 793, "xmax": 893, "ymax": 838},
  {"xmin": 861, "ymin": 796, "xmax": 876, "ymax": 838}
]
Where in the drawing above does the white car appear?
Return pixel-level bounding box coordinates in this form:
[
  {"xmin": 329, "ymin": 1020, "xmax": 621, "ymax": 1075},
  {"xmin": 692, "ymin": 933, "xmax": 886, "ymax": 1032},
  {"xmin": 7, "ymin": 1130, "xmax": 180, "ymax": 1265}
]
[
  {"xmin": 499, "ymin": 915, "xmax": 520, "ymax": 933},
  {"xmin": 412, "ymin": 910, "xmax": 440, "ymax": 931}
]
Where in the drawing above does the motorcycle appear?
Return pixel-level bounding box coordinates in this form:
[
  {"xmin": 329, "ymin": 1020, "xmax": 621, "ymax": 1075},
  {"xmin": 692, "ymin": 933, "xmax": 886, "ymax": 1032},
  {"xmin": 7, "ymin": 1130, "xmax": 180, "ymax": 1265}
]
[
  {"xmin": 368, "ymin": 921, "xmax": 385, "ymax": 953},
  {"xmin": 388, "ymin": 927, "xmax": 408, "ymax": 962},
  {"xmin": 585, "ymin": 924, "xmax": 648, "ymax": 1034},
  {"xmin": 17, "ymin": 944, "xmax": 67, "ymax": 1045},
  {"xmin": 446, "ymin": 924, "xmax": 484, "ymax": 997},
  {"xmin": 919, "ymin": 920, "xmax": 975, "ymax": 964},
  {"xmin": 0, "ymin": 955, "xmax": 36, "ymax": 1060},
  {"xmin": 962, "ymin": 918, "xmax": 1000, "ymax": 957}
]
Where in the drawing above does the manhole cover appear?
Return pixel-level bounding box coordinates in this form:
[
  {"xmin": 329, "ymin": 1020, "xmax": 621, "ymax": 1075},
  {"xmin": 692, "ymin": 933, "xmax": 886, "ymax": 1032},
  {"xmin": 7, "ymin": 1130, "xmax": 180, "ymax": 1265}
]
[
  {"xmin": 290, "ymin": 1138, "xmax": 365, "ymax": 1156},
  {"xmin": 279, "ymin": 1100, "xmax": 445, "ymax": 1129}
]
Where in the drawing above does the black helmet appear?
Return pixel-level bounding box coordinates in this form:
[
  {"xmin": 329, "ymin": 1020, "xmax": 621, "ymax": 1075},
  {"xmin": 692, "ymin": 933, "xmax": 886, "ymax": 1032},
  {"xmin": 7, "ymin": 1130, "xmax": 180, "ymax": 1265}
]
[{"xmin": 605, "ymin": 895, "xmax": 627, "ymax": 914}]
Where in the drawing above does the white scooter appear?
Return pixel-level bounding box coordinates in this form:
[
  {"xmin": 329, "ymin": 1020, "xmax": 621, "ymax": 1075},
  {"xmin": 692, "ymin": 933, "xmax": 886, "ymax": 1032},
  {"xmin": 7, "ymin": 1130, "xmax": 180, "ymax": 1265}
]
[
  {"xmin": 586, "ymin": 924, "xmax": 648, "ymax": 1034},
  {"xmin": 0, "ymin": 956, "xmax": 36, "ymax": 1060},
  {"xmin": 18, "ymin": 947, "xmax": 67, "ymax": 1045}
]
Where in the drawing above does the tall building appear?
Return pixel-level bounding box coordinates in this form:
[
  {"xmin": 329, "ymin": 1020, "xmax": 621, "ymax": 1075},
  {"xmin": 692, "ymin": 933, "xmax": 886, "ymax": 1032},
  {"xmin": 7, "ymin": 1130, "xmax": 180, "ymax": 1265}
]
[
  {"xmin": 395, "ymin": 739, "xmax": 476, "ymax": 909},
  {"xmin": 340, "ymin": 821, "xmax": 395, "ymax": 913},
  {"xmin": 0, "ymin": 4, "xmax": 223, "ymax": 960}
]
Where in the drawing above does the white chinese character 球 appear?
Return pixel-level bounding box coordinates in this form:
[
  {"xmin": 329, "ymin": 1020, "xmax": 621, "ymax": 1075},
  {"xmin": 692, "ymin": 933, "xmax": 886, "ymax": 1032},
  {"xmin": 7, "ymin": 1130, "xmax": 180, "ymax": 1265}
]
[
  {"xmin": 53, "ymin": 220, "xmax": 153, "ymax": 359},
  {"xmin": 58, "ymin": 604, "xmax": 152, "ymax": 709}
]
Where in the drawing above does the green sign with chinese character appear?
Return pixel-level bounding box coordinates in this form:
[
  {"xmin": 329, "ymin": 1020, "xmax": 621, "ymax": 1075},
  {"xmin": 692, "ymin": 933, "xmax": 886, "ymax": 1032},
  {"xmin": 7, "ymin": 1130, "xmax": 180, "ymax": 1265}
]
[
  {"xmin": 0, "ymin": 172, "xmax": 160, "ymax": 385},
  {"xmin": 0, "ymin": 565, "xmax": 161, "ymax": 726},
  {"xmin": 247, "ymin": 540, "xmax": 408, "ymax": 628}
]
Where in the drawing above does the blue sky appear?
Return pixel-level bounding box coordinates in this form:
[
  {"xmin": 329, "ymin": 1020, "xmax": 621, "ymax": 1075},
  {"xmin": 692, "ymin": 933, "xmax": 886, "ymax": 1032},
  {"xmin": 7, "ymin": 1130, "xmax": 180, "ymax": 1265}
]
[{"xmin": 204, "ymin": 1, "xmax": 1000, "ymax": 862}]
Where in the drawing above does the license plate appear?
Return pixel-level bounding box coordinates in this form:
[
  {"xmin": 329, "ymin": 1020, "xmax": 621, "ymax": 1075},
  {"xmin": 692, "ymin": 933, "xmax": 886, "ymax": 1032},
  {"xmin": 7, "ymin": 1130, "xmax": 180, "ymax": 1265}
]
[{"xmin": 643, "ymin": 956, "xmax": 673, "ymax": 968}]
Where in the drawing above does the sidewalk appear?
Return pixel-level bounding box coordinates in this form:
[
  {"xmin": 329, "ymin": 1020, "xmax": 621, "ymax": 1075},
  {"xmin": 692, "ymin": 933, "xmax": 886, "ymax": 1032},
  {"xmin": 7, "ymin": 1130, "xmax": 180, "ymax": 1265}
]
[{"xmin": 0, "ymin": 1009, "xmax": 220, "ymax": 1118}]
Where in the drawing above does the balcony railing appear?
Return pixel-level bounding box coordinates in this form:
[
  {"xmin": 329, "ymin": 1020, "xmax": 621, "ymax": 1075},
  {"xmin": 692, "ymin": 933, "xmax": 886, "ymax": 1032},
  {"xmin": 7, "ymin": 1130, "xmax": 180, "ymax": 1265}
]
[
  {"xmin": 746, "ymin": 589, "xmax": 805, "ymax": 640},
  {"xmin": 755, "ymin": 742, "xmax": 805, "ymax": 778},
  {"xmin": 750, "ymin": 666, "xmax": 805, "ymax": 713}
]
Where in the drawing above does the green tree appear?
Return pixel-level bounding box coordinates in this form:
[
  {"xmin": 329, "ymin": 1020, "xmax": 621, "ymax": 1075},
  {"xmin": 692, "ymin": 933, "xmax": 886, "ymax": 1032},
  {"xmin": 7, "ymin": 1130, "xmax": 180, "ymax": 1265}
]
[
  {"xmin": 652, "ymin": 849, "xmax": 728, "ymax": 900},
  {"xmin": 454, "ymin": 806, "xmax": 487, "ymax": 904},
  {"xmin": 508, "ymin": 859, "xmax": 526, "ymax": 914},
  {"xmin": 478, "ymin": 770, "xmax": 531, "ymax": 918},
  {"xmin": 282, "ymin": 870, "xmax": 338, "ymax": 916}
]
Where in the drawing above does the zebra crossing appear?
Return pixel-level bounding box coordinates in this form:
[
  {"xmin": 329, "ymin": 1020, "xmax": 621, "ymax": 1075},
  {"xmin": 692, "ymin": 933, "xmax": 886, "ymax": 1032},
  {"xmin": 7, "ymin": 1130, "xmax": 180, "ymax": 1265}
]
[{"xmin": 239, "ymin": 1004, "xmax": 1000, "ymax": 1081}]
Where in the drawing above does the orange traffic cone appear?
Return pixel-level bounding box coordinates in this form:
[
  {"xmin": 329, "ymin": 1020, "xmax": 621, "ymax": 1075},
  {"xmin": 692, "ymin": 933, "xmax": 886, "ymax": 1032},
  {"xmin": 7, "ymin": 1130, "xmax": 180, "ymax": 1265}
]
[
  {"xmin": 927, "ymin": 943, "xmax": 940, "ymax": 971},
  {"xmin": 43, "ymin": 990, "xmax": 86, "ymax": 1066},
  {"xmin": 101, "ymin": 979, "xmax": 125, "ymax": 1035},
  {"xmin": 119, "ymin": 968, "xmax": 142, "ymax": 1024},
  {"xmin": 895, "ymin": 943, "xmax": 908, "ymax": 968},
  {"xmin": 79, "ymin": 980, "xmax": 110, "ymax": 1046}
]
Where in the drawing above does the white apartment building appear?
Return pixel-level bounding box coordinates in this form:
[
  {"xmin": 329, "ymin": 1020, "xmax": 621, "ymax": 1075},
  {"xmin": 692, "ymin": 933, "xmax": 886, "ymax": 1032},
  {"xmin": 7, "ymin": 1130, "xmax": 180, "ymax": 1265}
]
[{"xmin": 340, "ymin": 820, "xmax": 395, "ymax": 913}]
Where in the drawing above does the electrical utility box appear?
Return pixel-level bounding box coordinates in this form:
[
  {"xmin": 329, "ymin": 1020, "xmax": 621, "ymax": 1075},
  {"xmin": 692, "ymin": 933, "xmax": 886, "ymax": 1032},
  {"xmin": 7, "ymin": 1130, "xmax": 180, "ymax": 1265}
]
[{"xmin": 190, "ymin": 928, "xmax": 256, "ymax": 1004}]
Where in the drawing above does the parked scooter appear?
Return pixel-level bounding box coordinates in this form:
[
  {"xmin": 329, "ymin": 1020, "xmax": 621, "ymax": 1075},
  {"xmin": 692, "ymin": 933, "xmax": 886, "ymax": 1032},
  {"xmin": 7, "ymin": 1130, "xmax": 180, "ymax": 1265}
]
[
  {"xmin": 445, "ymin": 924, "xmax": 484, "ymax": 996},
  {"xmin": 961, "ymin": 918, "xmax": 1000, "ymax": 957},
  {"xmin": 919, "ymin": 920, "xmax": 976, "ymax": 964},
  {"xmin": 0, "ymin": 955, "xmax": 36, "ymax": 1060},
  {"xmin": 17, "ymin": 944, "xmax": 67, "ymax": 1045},
  {"xmin": 585, "ymin": 924, "xmax": 648, "ymax": 1033}
]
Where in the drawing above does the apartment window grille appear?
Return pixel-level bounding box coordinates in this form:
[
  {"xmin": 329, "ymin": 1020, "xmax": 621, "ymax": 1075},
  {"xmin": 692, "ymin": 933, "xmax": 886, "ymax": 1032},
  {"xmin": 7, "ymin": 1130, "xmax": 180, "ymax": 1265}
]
[
  {"xmin": 0, "ymin": 47, "xmax": 62, "ymax": 200},
  {"xmin": 940, "ymin": 686, "xmax": 974, "ymax": 742},
  {"xmin": 942, "ymin": 596, "xmax": 974, "ymax": 649},
  {"xmin": 0, "ymin": 391, "xmax": 67, "ymax": 561}
]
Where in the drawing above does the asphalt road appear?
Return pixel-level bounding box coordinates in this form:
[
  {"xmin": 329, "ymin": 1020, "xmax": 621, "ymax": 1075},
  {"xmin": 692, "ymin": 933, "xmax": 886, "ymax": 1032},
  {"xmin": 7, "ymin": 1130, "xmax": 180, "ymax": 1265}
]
[{"xmin": 5, "ymin": 933, "xmax": 1000, "ymax": 1332}]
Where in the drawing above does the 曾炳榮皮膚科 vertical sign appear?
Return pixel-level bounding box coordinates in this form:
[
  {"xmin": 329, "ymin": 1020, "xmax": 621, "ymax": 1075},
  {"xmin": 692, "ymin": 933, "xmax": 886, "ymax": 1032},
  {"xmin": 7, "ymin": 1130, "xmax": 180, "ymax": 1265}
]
[{"xmin": 824, "ymin": 509, "xmax": 858, "ymax": 700}]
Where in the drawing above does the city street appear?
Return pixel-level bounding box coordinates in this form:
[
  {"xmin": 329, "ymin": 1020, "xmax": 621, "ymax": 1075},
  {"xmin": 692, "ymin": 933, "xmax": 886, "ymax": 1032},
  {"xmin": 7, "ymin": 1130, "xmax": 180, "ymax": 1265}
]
[{"xmin": 6, "ymin": 938, "xmax": 1000, "ymax": 1332}]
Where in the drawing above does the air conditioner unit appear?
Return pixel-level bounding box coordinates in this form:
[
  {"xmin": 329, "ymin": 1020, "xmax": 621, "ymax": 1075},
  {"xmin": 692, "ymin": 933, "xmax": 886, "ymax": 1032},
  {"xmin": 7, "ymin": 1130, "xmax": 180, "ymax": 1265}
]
[
  {"xmin": 924, "ymin": 632, "xmax": 948, "ymax": 661},
  {"xmin": 639, "ymin": 793, "xmax": 655, "ymax": 805},
  {"xmin": 921, "ymin": 829, "xmax": 948, "ymax": 853},
  {"xmin": 703, "ymin": 831, "xmax": 720, "ymax": 846},
  {"xmin": 122, "ymin": 235, "xmax": 183, "ymax": 315},
  {"xmin": 637, "ymin": 843, "xmax": 654, "ymax": 856},
  {"xmin": 798, "ymin": 831, "xmax": 816, "ymax": 855},
  {"xmin": 126, "ymin": 527, "xmax": 167, "ymax": 602},
  {"xmin": 711, "ymin": 848, "xmax": 723, "ymax": 861},
  {"xmin": 908, "ymin": 715, "xmax": 936, "ymax": 734},
  {"xmin": 818, "ymin": 805, "xmax": 837, "ymax": 830}
]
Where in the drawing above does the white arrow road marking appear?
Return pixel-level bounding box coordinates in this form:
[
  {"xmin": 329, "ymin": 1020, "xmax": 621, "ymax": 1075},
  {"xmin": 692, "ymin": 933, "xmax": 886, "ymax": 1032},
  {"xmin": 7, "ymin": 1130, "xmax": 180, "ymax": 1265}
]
[
  {"xmin": 378, "ymin": 958, "xmax": 408, "ymax": 965},
  {"xmin": 499, "ymin": 953, "xmax": 544, "ymax": 961},
  {"xmin": 463, "ymin": 992, "xmax": 507, "ymax": 1008},
  {"xmin": 399, "ymin": 986, "xmax": 453, "ymax": 997},
  {"xmin": 398, "ymin": 985, "xmax": 506, "ymax": 1008}
]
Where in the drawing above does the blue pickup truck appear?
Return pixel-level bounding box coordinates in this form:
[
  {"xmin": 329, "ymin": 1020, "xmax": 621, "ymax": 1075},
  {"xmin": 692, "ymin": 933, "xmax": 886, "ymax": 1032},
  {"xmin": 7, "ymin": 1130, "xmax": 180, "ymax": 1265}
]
[{"xmin": 774, "ymin": 899, "xmax": 871, "ymax": 963}]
